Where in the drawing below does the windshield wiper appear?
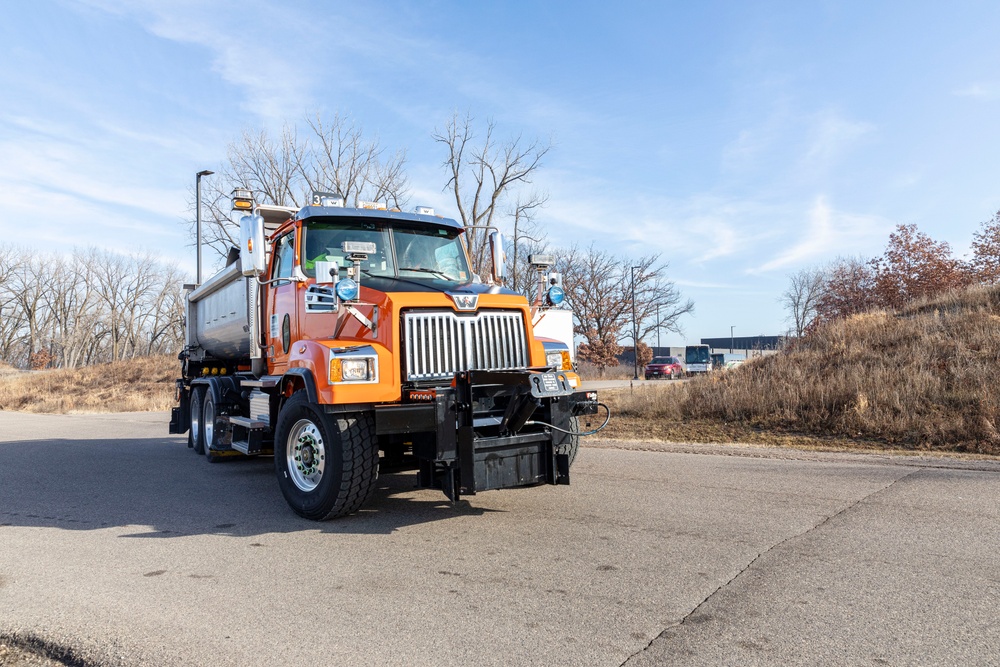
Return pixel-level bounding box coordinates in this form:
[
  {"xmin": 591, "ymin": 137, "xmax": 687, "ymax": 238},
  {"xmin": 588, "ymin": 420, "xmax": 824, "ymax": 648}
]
[{"xmin": 397, "ymin": 266, "xmax": 451, "ymax": 279}]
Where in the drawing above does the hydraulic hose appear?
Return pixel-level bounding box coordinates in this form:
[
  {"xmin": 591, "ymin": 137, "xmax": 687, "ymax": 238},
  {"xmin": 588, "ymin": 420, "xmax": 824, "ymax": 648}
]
[{"xmin": 524, "ymin": 402, "xmax": 612, "ymax": 436}]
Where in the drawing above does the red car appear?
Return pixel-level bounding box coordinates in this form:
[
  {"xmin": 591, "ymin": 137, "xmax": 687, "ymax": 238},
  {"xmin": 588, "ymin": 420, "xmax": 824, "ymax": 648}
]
[{"xmin": 645, "ymin": 356, "xmax": 684, "ymax": 380}]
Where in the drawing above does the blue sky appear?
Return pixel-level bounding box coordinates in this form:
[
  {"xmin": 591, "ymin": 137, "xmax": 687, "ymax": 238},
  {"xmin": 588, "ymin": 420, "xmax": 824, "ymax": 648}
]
[{"xmin": 2, "ymin": 1, "xmax": 999, "ymax": 345}]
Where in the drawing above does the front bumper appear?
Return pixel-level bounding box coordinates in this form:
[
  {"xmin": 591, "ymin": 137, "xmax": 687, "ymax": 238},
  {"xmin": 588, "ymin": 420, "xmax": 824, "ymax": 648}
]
[{"xmin": 374, "ymin": 369, "xmax": 598, "ymax": 500}]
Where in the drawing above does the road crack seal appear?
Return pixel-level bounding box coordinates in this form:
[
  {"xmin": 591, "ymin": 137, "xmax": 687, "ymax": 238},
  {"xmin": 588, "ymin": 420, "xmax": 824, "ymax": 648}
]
[{"xmin": 619, "ymin": 468, "xmax": 921, "ymax": 666}]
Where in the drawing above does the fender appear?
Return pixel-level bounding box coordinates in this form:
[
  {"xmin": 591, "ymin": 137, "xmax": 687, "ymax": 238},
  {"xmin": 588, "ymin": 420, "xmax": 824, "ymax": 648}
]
[
  {"xmin": 191, "ymin": 375, "xmax": 241, "ymax": 408},
  {"xmin": 282, "ymin": 367, "xmax": 320, "ymax": 404},
  {"xmin": 288, "ymin": 338, "xmax": 399, "ymax": 404}
]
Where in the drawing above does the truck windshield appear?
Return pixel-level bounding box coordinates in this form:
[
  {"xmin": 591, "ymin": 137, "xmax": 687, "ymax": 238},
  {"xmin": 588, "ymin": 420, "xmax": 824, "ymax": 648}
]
[{"xmin": 301, "ymin": 219, "xmax": 472, "ymax": 284}]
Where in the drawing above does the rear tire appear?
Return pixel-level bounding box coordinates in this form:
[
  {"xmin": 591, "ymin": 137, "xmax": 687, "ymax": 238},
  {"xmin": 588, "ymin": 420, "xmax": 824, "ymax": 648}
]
[
  {"xmin": 202, "ymin": 389, "xmax": 225, "ymax": 463},
  {"xmin": 274, "ymin": 393, "xmax": 379, "ymax": 520},
  {"xmin": 190, "ymin": 386, "xmax": 207, "ymax": 455}
]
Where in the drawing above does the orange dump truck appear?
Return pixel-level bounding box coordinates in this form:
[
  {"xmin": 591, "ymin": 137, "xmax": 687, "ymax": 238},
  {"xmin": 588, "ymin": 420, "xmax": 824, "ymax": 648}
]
[{"xmin": 170, "ymin": 190, "xmax": 604, "ymax": 520}]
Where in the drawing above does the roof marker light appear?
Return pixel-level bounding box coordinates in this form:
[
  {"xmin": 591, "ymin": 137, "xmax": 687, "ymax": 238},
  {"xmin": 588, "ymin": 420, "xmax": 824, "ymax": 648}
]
[
  {"xmin": 312, "ymin": 190, "xmax": 345, "ymax": 207},
  {"xmin": 231, "ymin": 187, "xmax": 254, "ymax": 211}
]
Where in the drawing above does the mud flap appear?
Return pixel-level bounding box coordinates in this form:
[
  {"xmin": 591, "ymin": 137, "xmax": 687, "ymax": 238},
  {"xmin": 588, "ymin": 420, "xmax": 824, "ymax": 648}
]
[{"xmin": 168, "ymin": 381, "xmax": 189, "ymax": 436}]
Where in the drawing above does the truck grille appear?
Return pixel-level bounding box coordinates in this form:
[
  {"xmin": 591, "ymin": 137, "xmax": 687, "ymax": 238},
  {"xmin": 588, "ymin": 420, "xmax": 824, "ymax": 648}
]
[{"xmin": 403, "ymin": 310, "xmax": 528, "ymax": 381}]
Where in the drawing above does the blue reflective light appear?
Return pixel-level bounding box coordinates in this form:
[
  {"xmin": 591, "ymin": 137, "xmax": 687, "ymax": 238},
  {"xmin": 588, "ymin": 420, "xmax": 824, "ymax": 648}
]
[
  {"xmin": 335, "ymin": 278, "xmax": 359, "ymax": 301},
  {"xmin": 547, "ymin": 285, "xmax": 565, "ymax": 305}
]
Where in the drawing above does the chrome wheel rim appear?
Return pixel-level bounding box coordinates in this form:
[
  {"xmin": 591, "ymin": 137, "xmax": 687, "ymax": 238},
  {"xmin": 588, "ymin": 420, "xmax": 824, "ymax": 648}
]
[
  {"xmin": 287, "ymin": 419, "xmax": 326, "ymax": 492},
  {"xmin": 203, "ymin": 395, "xmax": 215, "ymax": 452},
  {"xmin": 190, "ymin": 392, "xmax": 201, "ymax": 444}
]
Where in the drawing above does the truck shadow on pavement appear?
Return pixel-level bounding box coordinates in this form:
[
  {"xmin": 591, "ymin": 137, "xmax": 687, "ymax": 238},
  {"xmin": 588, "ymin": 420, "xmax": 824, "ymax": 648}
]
[{"xmin": 0, "ymin": 437, "xmax": 497, "ymax": 537}]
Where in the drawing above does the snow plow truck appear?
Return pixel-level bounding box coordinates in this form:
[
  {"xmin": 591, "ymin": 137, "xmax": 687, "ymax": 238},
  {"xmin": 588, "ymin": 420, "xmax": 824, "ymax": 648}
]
[{"xmin": 169, "ymin": 189, "xmax": 606, "ymax": 520}]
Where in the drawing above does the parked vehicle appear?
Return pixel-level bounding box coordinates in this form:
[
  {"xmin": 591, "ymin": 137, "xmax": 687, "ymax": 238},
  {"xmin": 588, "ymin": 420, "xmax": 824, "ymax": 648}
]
[
  {"xmin": 170, "ymin": 189, "xmax": 606, "ymax": 520},
  {"xmin": 684, "ymin": 344, "xmax": 712, "ymax": 376},
  {"xmin": 710, "ymin": 353, "xmax": 725, "ymax": 371},
  {"xmin": 645, "ymin": 356, "xmax": 683, "ymax": 380}
]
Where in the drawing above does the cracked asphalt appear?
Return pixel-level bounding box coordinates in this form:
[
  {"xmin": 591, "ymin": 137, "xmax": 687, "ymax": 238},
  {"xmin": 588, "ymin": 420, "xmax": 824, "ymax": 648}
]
[{"xmin": 1, "ymin": 411, "xmax": 998, "ymax": 666}]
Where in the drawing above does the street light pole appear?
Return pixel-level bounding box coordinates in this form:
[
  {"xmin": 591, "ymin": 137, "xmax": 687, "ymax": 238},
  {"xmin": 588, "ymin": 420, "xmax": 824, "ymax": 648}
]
[
  {"xmin": 631, "ymin": 266, "xmax": 639, "ymax": 380},
  {"xmin": 195, "ymin": 169, "xmax": 214, "ymax": 285},
  {"xmin": 656, "ymin": 302, "xmax": 660, "ymax": 353},
  {"xmin": 731, "ymin": 325, "xmax": 735, "ymax": 355}
]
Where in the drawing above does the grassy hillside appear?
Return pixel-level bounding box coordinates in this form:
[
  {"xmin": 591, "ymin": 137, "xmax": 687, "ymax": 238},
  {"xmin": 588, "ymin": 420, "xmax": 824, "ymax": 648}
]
[
  {"xmin": 606, "ymin": 285, "xmax": 1000, "ymax": 455},
  {"xmin": 0, "ymin": 355, "xmax": 177, "ymax": 413}
]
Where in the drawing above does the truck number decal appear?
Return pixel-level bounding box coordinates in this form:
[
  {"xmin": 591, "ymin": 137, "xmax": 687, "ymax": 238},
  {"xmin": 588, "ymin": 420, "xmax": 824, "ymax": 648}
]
[{"xmin": 270, "ymin": 314, "xmax": 279, "ymax": 339}]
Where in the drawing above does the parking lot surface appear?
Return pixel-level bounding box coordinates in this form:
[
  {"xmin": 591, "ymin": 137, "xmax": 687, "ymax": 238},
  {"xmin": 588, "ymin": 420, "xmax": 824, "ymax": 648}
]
[{"xmin": 1, "ymin": 411, "xmax": 997, "ymax": 666}]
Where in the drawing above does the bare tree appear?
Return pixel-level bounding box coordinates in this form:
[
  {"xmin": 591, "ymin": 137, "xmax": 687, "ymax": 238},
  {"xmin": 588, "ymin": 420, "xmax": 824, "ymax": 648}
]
[
  {"xmin": 192, "ymin": 125, "xmax": 306, "ymax": 261},
  {"xmin": 0, "ymin": 245, "xmax": 27, "ymax": 364},
  {"xmin": 229, "ymin": 125, "xmax": 306, "ymax": 208},
  {"xmin": 8, "ymin": 250, "xmax": 50, "ymax": 365},
  {"xmin": 302, "ymin": 112, "xmax": 409, "ymax": 209},
  {"xmin": 140, "ymin": 263, "xmax": 186, "ymax": 356},
  {"xmin": 505, "ymin": 192, "xmax": 550, "ymax": 298},
  {"xmin": 0, "ymin": 245, "xmax": 185, "ymax": 369},
  {"xmin": 43, "ymin": 250, "xmax": 100, "ymax": 369},
  {"xmin": 191, "ymin": 113, "xmax": 411, "ymax": 266},
  {"xmin": 557, "ymin": 244, "xmax": 693, "ymax": 372},
  {"xmin": 434, "ymin": 112, "xmax": 551, "ymax": 275},
  {"xmin": 780, "ymin": 267, "xmax": 826, "ymax": 337}
]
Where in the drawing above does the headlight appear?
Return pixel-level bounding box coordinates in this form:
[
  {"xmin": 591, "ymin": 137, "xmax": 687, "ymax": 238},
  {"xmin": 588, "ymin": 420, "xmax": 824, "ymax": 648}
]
[
  {"xmin": 545, "ymin": 350, "xmax": 572, "ymax": 370},
  {"xmin": 335, "ymin": 278, "xmax": 359, "ymax": 301},
  {"xmin": 330, "ymin": 356, "xmax": 376, "ymax": 382},
  {"xmin": 546, "ymin": 286, "xmax": 565, "ymax": 306}
]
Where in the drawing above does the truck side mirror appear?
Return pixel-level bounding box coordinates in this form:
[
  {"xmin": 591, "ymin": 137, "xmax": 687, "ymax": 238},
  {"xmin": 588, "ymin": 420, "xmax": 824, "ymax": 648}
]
[
  {"xmin": 315, "ymin": 261, "xmax": 339, "ymax": 285},
  {"xmin": 239, "ymin": 214, "xmax": 266, "ymax": 276},
  {"xmin": 489, "ymin": 230, "xmax": 506, "ymax": 284}
]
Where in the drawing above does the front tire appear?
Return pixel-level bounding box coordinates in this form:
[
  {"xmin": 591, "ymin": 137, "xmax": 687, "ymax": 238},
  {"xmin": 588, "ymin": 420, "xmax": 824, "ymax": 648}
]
[
  {"xmin": 557, "ymin": 416, "xmax": 580, "ymax": 467},
  {"xmin": 274, "ymin": 393, "xmax": 379, "ymax": 520}
]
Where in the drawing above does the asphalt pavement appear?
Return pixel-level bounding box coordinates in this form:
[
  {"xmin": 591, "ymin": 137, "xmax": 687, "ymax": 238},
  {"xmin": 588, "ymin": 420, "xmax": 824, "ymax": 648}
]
[{"xmin": 0, "ymin": 411, "xmax": 997, "ymax": 666}]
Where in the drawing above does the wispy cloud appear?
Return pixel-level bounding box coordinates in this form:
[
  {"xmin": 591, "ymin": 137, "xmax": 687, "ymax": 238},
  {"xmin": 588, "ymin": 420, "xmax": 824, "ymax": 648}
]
[
  {"xmin": 753, "ymin": 196, "xmax": 892, "ymax": 272},
  {"xmin": 801, "ymin": 111, "xmax": 875, "ymax": 168},
  {"xmin": 953, "ymin": 82, "xmax": 1000, "ymax": 99},
  {"xmin": 78, "ymin": 0, "xmax": 316, "ymax": 122},
  {"xmin": 674, "ymin": 279, "xmax": 738, "ymax": 289},
  {"xmin": 0, "ymin": 131, "xmax": 186, "ymax": 218}
]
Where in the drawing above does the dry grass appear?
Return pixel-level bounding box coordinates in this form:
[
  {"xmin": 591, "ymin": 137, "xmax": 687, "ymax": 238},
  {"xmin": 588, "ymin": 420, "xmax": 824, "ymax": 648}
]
[
  {"xmin": 606, "ymin": 285, "xmax": 1000, "ymax": 455},
  {"xmin": 577, "ymin": 360, "xmax": 639, "ymax": 380},
  {"xmin": 0, "ymin": 355, "xmax": 177, "ymax": 413}
]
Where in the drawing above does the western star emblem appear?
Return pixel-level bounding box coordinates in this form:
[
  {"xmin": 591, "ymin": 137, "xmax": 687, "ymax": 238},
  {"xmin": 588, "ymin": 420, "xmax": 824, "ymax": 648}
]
[{"xmin": 449, "ymin": 293, "xmax": 479, "ymax": 311}]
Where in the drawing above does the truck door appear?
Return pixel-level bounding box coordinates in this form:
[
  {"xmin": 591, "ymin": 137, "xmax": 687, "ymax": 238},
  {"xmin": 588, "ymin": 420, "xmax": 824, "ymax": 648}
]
[{"xmin": 266, "ymin": 231, "xmax": 298, "ymax": 372}]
